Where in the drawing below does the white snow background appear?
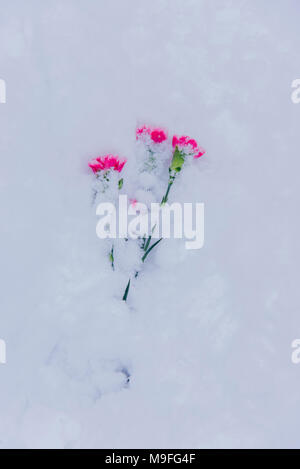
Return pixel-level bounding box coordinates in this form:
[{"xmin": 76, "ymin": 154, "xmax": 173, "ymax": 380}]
[{"xmin": 0, "ymin": 0, "xmax": 300, "ymax": 448}]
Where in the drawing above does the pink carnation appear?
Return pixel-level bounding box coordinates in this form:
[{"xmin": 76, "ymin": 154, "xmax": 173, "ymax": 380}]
[
  {"xmin": 136, "ymin": 126, "xmax": 151, "ymax": 139},
  {"xmin": 88, "ymin": 161, "xmax": 102, "ymax": 173},
  {"xmin": 151, "ymin": 129, "xmax": 167, "ymax": 143},
  {"xmin": 88, "ymin": 155, "xmax": 126, "ymax": 173},
  {"xmin": 194, "ymin": 147, "xmax": 206, "ymax": 158},
  {"xmin": 172, "ymin": 135, "xmax": 205, "ymax": 158},
  {"xmin": 136, "ymin": 125, "xmax": 167, "ymax": 143}
]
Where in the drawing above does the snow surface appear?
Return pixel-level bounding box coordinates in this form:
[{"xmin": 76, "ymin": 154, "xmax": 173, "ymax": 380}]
[{"xmin": 1, "ymin": 0, "xmax": 300, "ymax": 449}]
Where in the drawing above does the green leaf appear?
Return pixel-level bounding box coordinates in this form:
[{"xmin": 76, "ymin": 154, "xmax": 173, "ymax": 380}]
[
  {"xmin": 122, "ymin": 279, "xmax": 131, "ymax": 301},
  {"xmin": 109, "ymin": 246, "xmax": 114, "ymax": 270},
  {"xmin": 144, "ymin": 235, "xmax": 152, "ymax": 252},
  {"xmin": 142, "ymin": 238, "xmax": 163, "ymax": 262},
  {"xmin": 170, "ymin": 146, "xmax": 185, "ymax": 172},
  {"xmin": 118, "ymin": 178, "xmax": 123, "ymax": 190}
]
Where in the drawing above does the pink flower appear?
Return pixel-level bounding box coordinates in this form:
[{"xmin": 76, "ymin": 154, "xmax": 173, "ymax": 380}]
[
  {"xmin": 115, "ymin": 159, "xmax": 126, "ymax": 172},
  {"xmin": 194, "ymin": 147, "xmax": 206, "ymax": 158},
  {"xmin": 88, "ymin": 161, "xmax": 102, "ymax": 173},
  {"xmin": 136, "ymin": 125, "xmax": 168, "ymax": 143},
  {"xmin": 187, "ymin": 138, "xmax": 198, "ymax": 149},
  {"xmin": 88, "ymin": 155, "xmax": 126, "ymax": 174},
  {"xmin": 172, "ymin": 135, "xmax": 194, "ymax": 147},
  {"xmin": 172, "ymin": 135, "xmax": 205, "ymax": 158},
  {"xmin": 151, "ymin": 129, "xmax": 167, "ymax": 143},
  {"xmin": 136, "ymin": 126, "xmax": 151, "ymax": 139}
]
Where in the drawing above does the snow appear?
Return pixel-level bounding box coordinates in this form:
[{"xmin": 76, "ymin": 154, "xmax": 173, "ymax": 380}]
[{"xmin": 1, "ymin": 0, "xmax": 300, "ymax": 449}]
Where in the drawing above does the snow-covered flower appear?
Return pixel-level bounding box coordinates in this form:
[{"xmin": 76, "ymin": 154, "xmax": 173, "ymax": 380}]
[
  {"xmin": 172, "ymin": 135, "xmax": 206, "ymax": 160},
  {"xmin": 89, "ymin": 154, "xmax": 127, "ymax": 271},
  {"xmin": 161, "ymin": 135, "xmax": 205, "ymax": 204},
  {"xmin": 135, "ymin": 125, "xmax": 170, "ymax": 178},
  {"xmin": 87, "ymin": 128, "xmax": 206, "ymax": 301},
  {"xmin": 88, "ymin": 154, "xmax": 126, "ymax": 198},
  {"xmin": 88, "ymin": 155, "xmax": 126, "ymax": 173},
  {"xmin": 136, "ymin": 125, "xmax": 168, "ymax": 144}
]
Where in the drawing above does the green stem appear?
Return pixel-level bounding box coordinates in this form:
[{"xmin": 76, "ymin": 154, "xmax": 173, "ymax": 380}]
[
  {"xmin": 161, "ymin": 180, "xmax": 173, "ymax": 205},
  {"xmin": 123, "ymin": 157, "xmax": 179, "ymax": 300},
  {"xmin": 141, "ymin": 175, "xmax": 174, "ymax": 259},
  {"xmin": 144, "ymin": 234, "xmax": 152, "ymax": 252}
]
